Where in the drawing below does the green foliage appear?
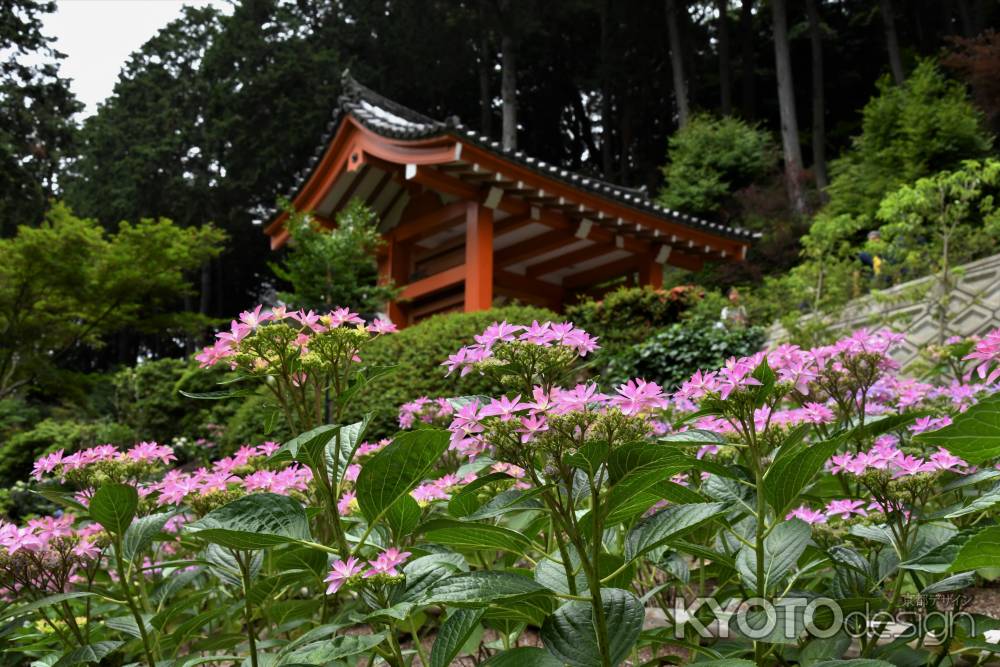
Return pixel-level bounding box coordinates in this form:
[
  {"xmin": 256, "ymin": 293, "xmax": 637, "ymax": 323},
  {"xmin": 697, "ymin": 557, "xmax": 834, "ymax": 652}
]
[
  {"xmin": 826, "ymin": 61, "xmax": 991, "ymax": 223},
  {"xmin": 0, "ymin": 203, "xmax": 225, "ymax": 399},
  {"xmin": 876, "ymin": 158, "xmax": 1000, "ymax": 277},
  {"xmin": 604, "ymin": 320, "xmax": 764, "ymax": 390},
  {"xmin": 565, "ymin": 286, "xmax": 690, "ymax": 350},
  {"xmin": 657, "ymin": 113, "xmax": 776, "ymax": 218},
  {"xmin": 0, "ymin": 417, "xmax": 132, "ymax": 490},
  {"xmin": 270, "ymin": 200, "xmax": 397, "ymax": 314},
  {"xmin": 344, "ymin": 305, "xmax": 557, "ymax": 438},
  {"xmin": 110, "ymin": 358, "xmax": 237, "ymax": 449}
]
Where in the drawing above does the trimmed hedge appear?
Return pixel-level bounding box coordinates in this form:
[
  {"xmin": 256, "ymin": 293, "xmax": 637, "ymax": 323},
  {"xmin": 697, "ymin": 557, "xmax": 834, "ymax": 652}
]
[{"xmin": 345, "ymin": 305, "xmax": 557, "ymax": 438}]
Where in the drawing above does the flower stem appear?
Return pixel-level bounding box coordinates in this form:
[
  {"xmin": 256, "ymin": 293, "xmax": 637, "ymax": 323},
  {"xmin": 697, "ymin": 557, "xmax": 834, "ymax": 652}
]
[
  {"xmin": 112, "ymin": 536, "xmax": 158, "ymax": 667},
  {"xmin": 235, "ymin": 550, "xmax": 260, "ymax": 667}
]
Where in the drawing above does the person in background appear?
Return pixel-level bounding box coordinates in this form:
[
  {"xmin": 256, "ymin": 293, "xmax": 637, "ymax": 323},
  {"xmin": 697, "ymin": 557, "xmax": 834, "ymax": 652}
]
[
  {"xmin": 859, "ymin": 230, "xmax": 884, "ymax": 277},
  {"xmin": 719, "ymin": 287, "xmax": 748, "ymax": 328}
]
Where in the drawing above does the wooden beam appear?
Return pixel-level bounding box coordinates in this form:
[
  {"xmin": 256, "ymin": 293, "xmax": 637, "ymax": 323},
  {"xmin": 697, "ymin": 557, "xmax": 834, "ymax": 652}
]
[
  {"xmin": 464, "ymin": 202, "xmax": 493, "ymax": 311},
  {"xmin": 525, "ymin": 242, "xmax": 607, "ymax": 278},
  {"xmin": 389, "ymin": 201, "xmax": 467, "ymax": 242},
  {"xmin": 406, "ymin": 164, "xmax": 481, "ymax": 201},
  {"xmin": 563, "ymin": 255, "xmax": 642, "ymax": 289},
  {"xmin": 411, "ymin": 212, "xmax": 535, "ymax": 264},
  {"xmin": 400, "ymin": 264, "xmax": 466, "ymax": 301},
  {"xmin": 494, "ymin": 230, "xmax": 575, "ymax": 266},
  {"xmin": 495, "ymin": 269, "xmax": 564, "ymax": 304},
  {"xmin": 410, "ymin": 292, "xmax": 466, "ymax": 320}
]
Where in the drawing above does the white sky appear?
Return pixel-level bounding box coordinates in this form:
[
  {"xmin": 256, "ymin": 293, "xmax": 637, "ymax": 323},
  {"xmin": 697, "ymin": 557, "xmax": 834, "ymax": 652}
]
[{"xmin": 44, "ymin": 0, "xmax": 231, "ymax": 117}]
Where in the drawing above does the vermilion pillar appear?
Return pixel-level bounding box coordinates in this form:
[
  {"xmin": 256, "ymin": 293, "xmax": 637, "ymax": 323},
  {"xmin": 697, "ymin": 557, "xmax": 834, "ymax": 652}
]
[
  {"xmin": 383, "ymin": 235, "xmax": 411, "ymax": 327},
  {"xmin": 464, "ymin": 202, "xmax": 494, "ymax": 311},
  {"xmin": 639, "ymin": 255, "xmax": 664, "ymax": 290}
]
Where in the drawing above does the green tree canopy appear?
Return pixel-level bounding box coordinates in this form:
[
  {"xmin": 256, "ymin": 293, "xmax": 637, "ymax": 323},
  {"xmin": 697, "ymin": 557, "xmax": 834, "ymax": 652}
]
[
  {"xmin": 0, "ymin": 203, "xmax": 225, "ymax": 399},
  {"xmin": 657, "ymin": 113, "xmax": 775, "ymax": 219},
  {"xmin": 823, "ymin": 60, "xmax": 992, "ymax": 226},
  {"xmin": 270, "ymin": 200, "xmax": 397, "ymax": 315},
  {"xmin": 0, "ymin": 0, "xmax": 81, "ymax": 234}
]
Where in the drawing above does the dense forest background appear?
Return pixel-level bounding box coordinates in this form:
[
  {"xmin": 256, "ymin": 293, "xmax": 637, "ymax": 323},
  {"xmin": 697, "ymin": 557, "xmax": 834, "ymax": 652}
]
[{"xmin": 3, "ymin": 0, "xmax": 1000, "ymax": 380}]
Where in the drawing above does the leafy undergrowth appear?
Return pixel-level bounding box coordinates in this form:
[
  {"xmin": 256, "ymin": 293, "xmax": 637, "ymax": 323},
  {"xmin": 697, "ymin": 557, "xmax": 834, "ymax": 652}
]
[{"xmin": 5, "ymin": 308, "xmax": 1000, "ymax": 666}]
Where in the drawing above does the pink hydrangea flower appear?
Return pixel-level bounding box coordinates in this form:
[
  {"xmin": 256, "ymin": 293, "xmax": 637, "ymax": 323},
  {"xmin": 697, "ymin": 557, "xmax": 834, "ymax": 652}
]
[
  {"xmin": 324, "ymin": 557, "xmax": 364, "ymax": 594},
  {"xmin": 786, "ymin": 505, "xmax": 828, "ymax": 524},
  {"xmin": 364, "ymin": 548, "xmax": 411, "ymax": 577}
]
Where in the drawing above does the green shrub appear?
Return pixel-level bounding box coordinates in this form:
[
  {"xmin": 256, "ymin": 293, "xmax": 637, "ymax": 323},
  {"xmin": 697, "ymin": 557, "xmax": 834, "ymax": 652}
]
[
  {"xmin": 0, "ymin": 417, "xmax": 133, "ymax": 488},
  {"xmin": 344, "ymin": 305, "xmax": 557, "ymax": 438},
  {"xmin": 657, "ymin": 113, "xmax": 776, "ymax": 218},
  {"xmin": 605, "ymin": 321, "xmax": 765, "ymax": 390},
  {"xmin": 565, "ymin": 286, "xmax": 692, "ymax": 349}
]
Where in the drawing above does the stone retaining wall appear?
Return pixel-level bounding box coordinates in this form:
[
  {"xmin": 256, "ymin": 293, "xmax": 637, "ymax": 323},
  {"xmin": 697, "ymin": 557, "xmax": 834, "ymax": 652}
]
[{"xmin": 768, "ymin": 253, "xmax": 1000, "ymax": 367}]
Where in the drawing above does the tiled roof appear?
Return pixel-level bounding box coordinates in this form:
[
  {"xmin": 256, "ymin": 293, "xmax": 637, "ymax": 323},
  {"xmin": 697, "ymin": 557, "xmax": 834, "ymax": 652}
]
[{"xmin": 277, "ymin": 72, "xmax": 757, "ymax": 243}]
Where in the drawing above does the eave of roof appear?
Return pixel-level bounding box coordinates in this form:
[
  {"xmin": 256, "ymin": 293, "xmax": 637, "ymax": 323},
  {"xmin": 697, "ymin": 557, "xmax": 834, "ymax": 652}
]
[{"xmin": 267, "ymin": 73, "xmax": 760, "ymax": 245}]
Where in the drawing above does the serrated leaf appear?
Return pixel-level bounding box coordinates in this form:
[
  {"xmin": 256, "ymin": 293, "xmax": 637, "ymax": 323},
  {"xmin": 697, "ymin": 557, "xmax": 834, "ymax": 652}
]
[
  {"xmin": 922, "ymin": 571, "xmax": 975, "ymax": 595},
  {"xmin": 421, "ymin": 571, "xmax": 550, "ymax": 607},
  {"xmin": 185, "ymin": 493, "xmax": 310, "ymax": 550},
  {"xmin": 123, "ymin": 511, "xmax": 175, "ymax": 561},
  {"xmin": 429, "ymin": 608, "xmax": 484, "ymax": 667},
  {"xmin": 951, "ymin": 526, "xmax": 1000, "ymax": 571},
  {"xmin": 764, "ymin": 437, "xmax": 842, "ymax": 515},
  {"xmin": 356, "ymin": 429, "xmax": 450, "ymax": 528},
  {"xmin": 448, "ymin": 472, "xmax": 514, "ymax": 518},
  {"xmin": 396, "ymin": 553, "xmax": 467, "ymax": 603},
  {"xmin": 625, "ymin": 502, "xmax": 727, "ymax": 561},
  {"xmin": 421, "ymin": 518, "xmax": 534, "ymax": 555},
  {"xmin": 480, "ymin": 647, "xmax": 563, "ymax": 666},
  {"xmin": 540, "ymin": 588, "xmax": 643, "ymax": 667},
  {"xmin": 736, "ymin": 518, "xmax": 810, "ymax": 594},
  {"xmin": 89, "ymin": 483, "xmax": 138, "ymax": 535},
  {"xmin": 53, "ymin": 641, "xmax": 123, "ymax": 666},
  {"xmin": 276, "ymin": 632, "xmax": 386, "ymax": 665},
  {"xmin": 465, "ymin": 487, "xmax": 547, "ymax": 520},
  {"xmin": 915, "ymin": 393, "xmax": 1000, "ymax": 464}
]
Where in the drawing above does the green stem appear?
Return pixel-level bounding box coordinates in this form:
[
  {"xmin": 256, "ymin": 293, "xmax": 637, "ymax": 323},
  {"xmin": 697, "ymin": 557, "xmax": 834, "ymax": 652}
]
[
  {"xmin": 235, "ymin": 550, "xmax": 260, "ymax": 667},
  {"xmin": 753, "ymin": 454, "xmax": 768, "ymax": 665},
  {"xmin": 112, "ymin": 536, "xmax": 158, "ymax": 667},
  {"xmin": 586, "ymin": 479, "xmax": 613, "ymax": 667},
  {"xmin": 409, "ymin": 616, "xmax": 429, "ymax": 666}
]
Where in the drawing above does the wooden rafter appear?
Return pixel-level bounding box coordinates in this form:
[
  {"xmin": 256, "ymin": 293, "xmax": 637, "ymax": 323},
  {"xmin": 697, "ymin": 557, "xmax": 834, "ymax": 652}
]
[
  {"xmin": 525, "ymin": 242, "xmax": 605, "ymax": 278},
  {"xmin": 563, "ymin": 255, "xmax": 644, "ymax": 289}
]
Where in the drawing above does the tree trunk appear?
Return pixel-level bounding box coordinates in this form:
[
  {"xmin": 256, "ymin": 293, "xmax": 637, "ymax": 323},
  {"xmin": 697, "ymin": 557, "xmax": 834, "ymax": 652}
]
[
  {"xmin": 806, "ymin": 0, "xmax": 828, "ymax": 194},
  {"xmin": 879, "ymin": 0, "xmax": 905, "ymax": 84},
  {"xmin": 600, "ymin": 0, "xmax": 614, "ymax": 178},
  {"xmin": 771, "ymin": 0, "xmax": 807, "ymax": 214},
  {"xmin": 717, "ymin": 0, "xmax": 732, "ymax": 115},
  {"xmin": 955, "ymin": 0, "xmax": 973, "ymax": 37},
  {"xmin": 665, "ymin": 0, "xmax": 689, "ymax": 127},
  {"xmin": 739, "ymin": 0, "xmax": 755, "ymax": 119},
  {"xmin": 477, "ymin": 32, "xmax": 493, "ymax": 137},
  {"xmin": 498, "ymin": 0, "xmax": 517, "ymax": 151}
]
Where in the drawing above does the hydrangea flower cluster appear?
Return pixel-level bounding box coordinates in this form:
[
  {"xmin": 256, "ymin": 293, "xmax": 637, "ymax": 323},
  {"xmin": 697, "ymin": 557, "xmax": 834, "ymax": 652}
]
[
  {"xmin": 196, "ymin": 305, "xmax": 396, "ymax": 369},
  {"xmin": 323, "ymin": 547, "xmax": 411, "ymax": 594},
  {"xmin": 442, "ymin": 320, "xmax": 599, "ymax": 377},
  {"xmin": 826, "ymin": 436, "xmax": 967, "ymax": 478},
  {"xmin": 446, "ymin": 378, "xmax": 669, "ymax": 458},
  {"xmin": 32, "ymin": 442, "xmax": 176, "ymax": 482},
  {"xmin": 149, "ymin": 443, "xmax": 311, "ymax": 511},
  {"xmin": 0, "ymin": 515, "xmax": 104, "ymax": 597},
  {"xmin": 398, "ymin": 396, "xmax": 455, "ymax": 429}
]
